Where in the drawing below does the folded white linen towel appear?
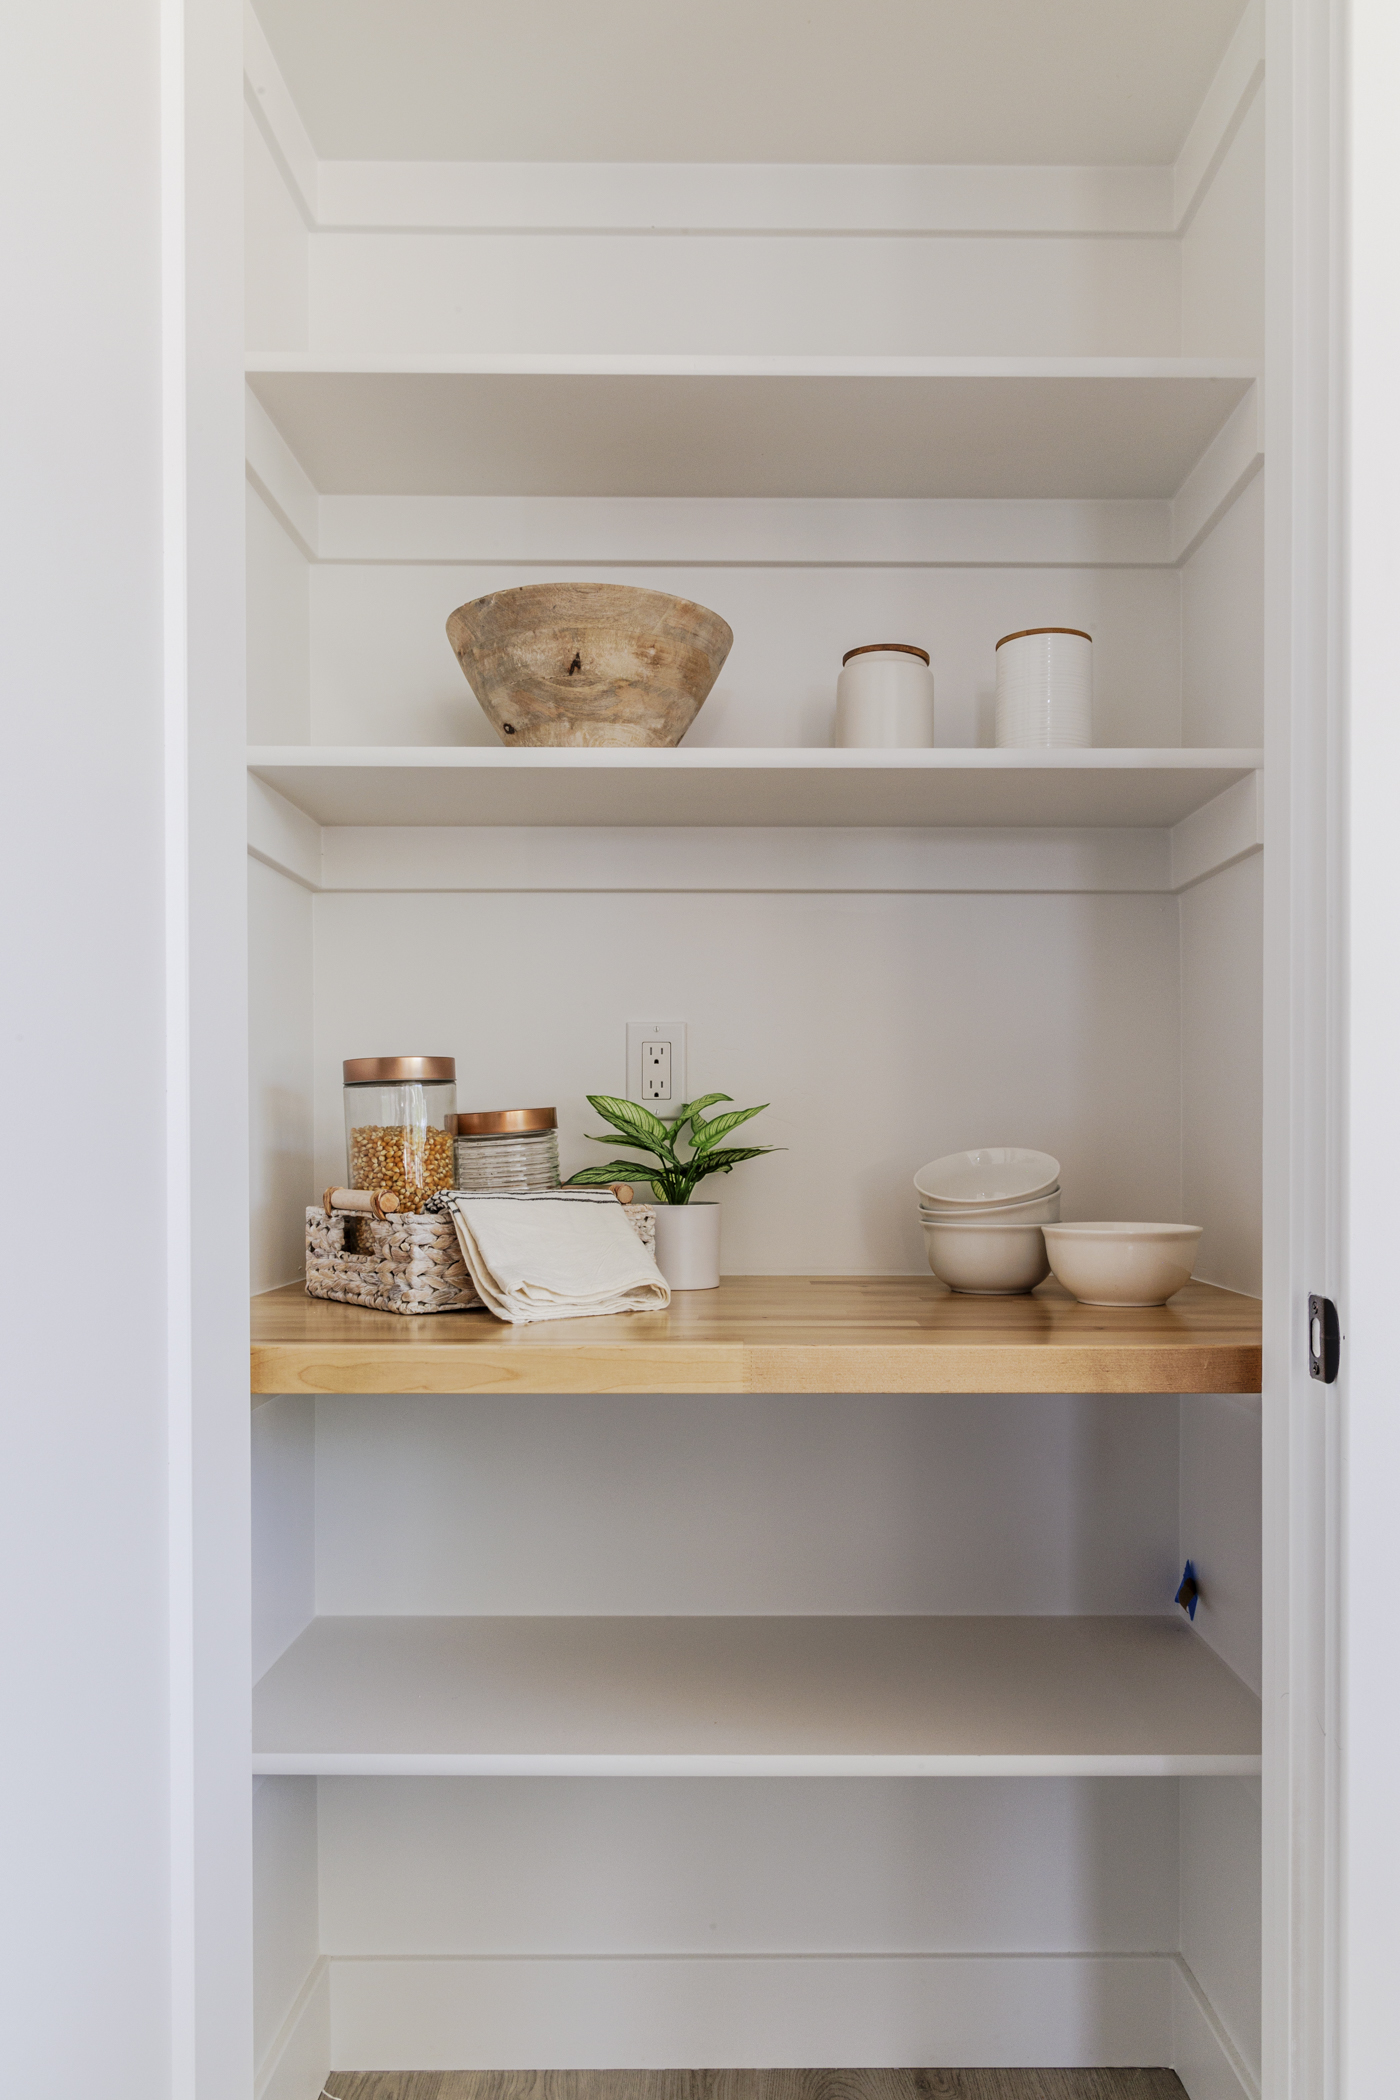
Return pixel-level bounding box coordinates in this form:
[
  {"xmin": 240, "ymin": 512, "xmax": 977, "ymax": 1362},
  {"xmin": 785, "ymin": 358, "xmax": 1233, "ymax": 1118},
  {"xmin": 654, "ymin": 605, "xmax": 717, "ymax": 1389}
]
[{"xmin": 445, "ymin": 1189, "xmax": 671, "ymax": 1324}]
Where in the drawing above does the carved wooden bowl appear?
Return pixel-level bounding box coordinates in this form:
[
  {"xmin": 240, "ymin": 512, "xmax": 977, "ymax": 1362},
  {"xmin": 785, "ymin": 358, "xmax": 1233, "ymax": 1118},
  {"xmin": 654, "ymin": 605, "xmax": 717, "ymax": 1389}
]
[{"xmin": 446, "ymin": 582, "xmax": 734, "ymax": 748}]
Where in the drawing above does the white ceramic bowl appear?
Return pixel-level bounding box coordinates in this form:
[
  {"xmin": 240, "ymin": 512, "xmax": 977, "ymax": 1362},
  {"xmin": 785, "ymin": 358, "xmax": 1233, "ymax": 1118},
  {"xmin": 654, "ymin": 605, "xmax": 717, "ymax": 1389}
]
[
  {"xmin": 914, "ymin": 1147, "xmax": 1061, "ymax": 1206},
  {"xmin": 919, "ymin": 1188, "xmax": 1061, "ymax": 1225},
  {"xmin": 922, "ymin": 1219, "xmax": 1050, "ymax": 1296},
  {"xmin": 1042, "ymin": 1222, "xmax": 1203, "ymax": 1307}
]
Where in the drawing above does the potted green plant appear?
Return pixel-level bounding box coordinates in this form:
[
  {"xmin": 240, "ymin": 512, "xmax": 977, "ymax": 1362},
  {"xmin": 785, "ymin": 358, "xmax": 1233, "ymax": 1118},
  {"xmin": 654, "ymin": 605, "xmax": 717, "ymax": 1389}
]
[{"xmin": 565, "ymin": 1092, "xmax": 776, "ymax": 1290}]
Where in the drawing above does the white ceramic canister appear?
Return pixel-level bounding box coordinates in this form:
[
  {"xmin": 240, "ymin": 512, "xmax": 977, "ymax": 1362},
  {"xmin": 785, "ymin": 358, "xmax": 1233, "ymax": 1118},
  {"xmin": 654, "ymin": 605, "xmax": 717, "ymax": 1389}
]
[
  {"xmin": 994, "ymin": 627, "xmax": 1093, "ymax": 748},
  {"xmin": 650, "ymin": 1201, "xmax": 721, "ymax": 1290},
  {"xmin": 834, "ymin": 644, "xmax": 935, "ymax": 748}
]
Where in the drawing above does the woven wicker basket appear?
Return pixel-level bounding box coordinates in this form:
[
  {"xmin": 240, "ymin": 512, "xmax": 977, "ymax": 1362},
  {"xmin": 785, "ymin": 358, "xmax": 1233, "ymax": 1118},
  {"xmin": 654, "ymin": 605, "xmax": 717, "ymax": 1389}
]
[{"xmin": 305, "ymin": 1198, "xmax": 657, "ymax": 1316}]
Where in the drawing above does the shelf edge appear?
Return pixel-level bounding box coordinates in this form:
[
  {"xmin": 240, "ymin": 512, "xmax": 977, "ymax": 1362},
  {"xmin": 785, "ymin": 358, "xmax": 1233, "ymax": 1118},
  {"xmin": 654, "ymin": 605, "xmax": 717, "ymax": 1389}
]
[{"xmin": 251, "ymin": 1750, "xmax": 1263, "ymax": 1777}]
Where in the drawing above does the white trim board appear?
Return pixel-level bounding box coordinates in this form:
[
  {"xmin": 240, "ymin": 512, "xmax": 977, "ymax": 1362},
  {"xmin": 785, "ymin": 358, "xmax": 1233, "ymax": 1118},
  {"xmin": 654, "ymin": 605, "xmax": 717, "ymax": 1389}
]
[
  {"xmin": 248, "ymin": 795, "xmax": 1260, "ymax": 901},
  {"xmin": 251, "ymin": 482, "xmax": 1263, "ymax": 573},
  {"xmin": 246, "ymin": 749, "xmax": 1264, "ymax": 841},
  {"xmin": 1173, "ymin": 1957, "xmax": 1261, "ymax": 2100},
  {"xmin": 247, "ymin": 774, "xmax": 1262, "ymax": 898},
  {"xmin": 243, "ymin": 0, "xmax": 316, "ymax": 226},
  {"xmin": 243, "ymin": 0, "xmax": 1260, "ymax": 240},
  {"xmin": 308, "ymin": 492, "xmax": 1178, "ymax": 570},
  {"xmin": 255, "ymin": 1956, "xmax": 330, "ymax": 2100},
  {"xmin": 288, "ymin": 1951, "xmax": 1250, "ymax": 2083}
]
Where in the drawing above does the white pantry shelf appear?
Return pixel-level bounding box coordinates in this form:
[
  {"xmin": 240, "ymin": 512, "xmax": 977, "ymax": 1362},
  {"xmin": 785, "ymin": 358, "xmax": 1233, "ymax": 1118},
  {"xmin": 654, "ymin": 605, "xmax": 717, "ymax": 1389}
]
[
  {"xmin": 251, "ymin": 1613, "xmax": 1262, "ymax": 1778},
  {"xmin": 245, "ymin": 356, "xmax": 1255, "ymax": 501},
  {"xmin": 248, "ymin": 745, "xmax": 1262, "ymax": 831}
]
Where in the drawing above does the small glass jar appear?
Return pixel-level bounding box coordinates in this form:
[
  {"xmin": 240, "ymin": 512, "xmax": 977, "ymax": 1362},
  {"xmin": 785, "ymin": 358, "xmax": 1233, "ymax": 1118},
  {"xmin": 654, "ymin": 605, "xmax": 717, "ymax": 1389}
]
[{"xmin": 343, "ymin": 1056, "xmax": 457, "ymax": 1213}]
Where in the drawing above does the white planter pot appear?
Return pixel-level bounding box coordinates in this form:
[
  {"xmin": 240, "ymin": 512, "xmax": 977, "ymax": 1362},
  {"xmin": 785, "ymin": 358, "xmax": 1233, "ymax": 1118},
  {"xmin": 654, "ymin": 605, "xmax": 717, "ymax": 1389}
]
[{"xmin": 651, "ymin": 1201, "xmax": 721, "ymax": 1290}]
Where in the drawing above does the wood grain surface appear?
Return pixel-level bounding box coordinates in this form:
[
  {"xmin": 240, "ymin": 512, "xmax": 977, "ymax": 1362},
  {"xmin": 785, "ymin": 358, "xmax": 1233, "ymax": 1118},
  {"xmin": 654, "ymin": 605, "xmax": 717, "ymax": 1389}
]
[
  {"xmin": 252, "ymin": 1275, "xmax": 1261, "ymax": 1397},
  {"xmin": 446, "ymin": 581, "xmax": 733, "ymax": 748},
  {"xmin": 322, "ymin": 2069, "xmax": 1187, "ymax": 2100}
]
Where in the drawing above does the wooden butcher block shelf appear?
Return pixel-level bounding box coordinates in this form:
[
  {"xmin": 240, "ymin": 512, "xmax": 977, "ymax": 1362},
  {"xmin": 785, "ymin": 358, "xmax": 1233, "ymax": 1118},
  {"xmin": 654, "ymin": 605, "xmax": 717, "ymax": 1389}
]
[{"xmin": 251, "ymin": 1275, "xmax": 1261, "ymax": 1397}]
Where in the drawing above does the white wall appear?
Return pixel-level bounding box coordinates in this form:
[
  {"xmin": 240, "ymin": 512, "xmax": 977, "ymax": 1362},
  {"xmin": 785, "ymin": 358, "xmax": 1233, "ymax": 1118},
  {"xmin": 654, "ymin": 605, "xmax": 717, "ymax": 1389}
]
[
  {"xmin": 253, "ymin": 1394, "xmax": 316, "ymax": 1678},
  {"xmin": 1180, "ymin": 850, "xmax": 1264, "ymax": 1295},
  {"xmin": 1180, "ymin": 1776, "xmax": 1262, "ymax": 2086},
  {"xmin": 318, "ymin": 1775, "xmax": 1178, "ymax": 1955},
  {"xmin": 311, "ymin": 887, "xmax": 1181, "ymax": 1274},
  {"xmin": 1181, "ymin": 87, "xmax": 1265, "ymax": 361},
  {"xmin": 313, "ymin": 1391, "xmax": 1180, "ymax": 1617},
  {"xmin": 245, "ymin": 100, "xmax": 307, "ymax": 350},
  {"xmin": 307, "ymin": 557, "xmax": 1182, "ymax": 751},
  {"xmin": 5, "ymin": 0, "xmax": 250, "ymax": 2091},
  {"xmin": 249, "ymin": 855, "xmax": 314, "ymax": 1292},
  {"xmin": 0, "ymin": 3, "xmax": 175, "ymax": 2085},
  {"xmin": 254, "ymin": 1775, "xmax": 321, "ymax": 2068},
  {"xmin": 1180, "ymin": 1394, "xmax": 1262, "ymax": 1697},
  {"xmin": 247, "ymin": 481, "xmax": 310, "ymax": 741},
  {"xmin": 307, "ymin": 230, "xmax": 1179, "ymax": 360},
  {"xmin": 1181, "ymin": 470, "xmax": 1265, "ymax": 748}
]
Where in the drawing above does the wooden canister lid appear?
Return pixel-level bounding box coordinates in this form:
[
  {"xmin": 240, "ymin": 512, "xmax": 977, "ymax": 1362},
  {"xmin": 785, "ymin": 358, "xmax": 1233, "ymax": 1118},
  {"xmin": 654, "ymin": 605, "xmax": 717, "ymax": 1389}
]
[
  {"xmin": 842, "ymin": 643, "xmax": 931, "ymax": 667},
  {"xmin": 995, "ymin": 628, "xmax": 1092, "ymax": 649}
]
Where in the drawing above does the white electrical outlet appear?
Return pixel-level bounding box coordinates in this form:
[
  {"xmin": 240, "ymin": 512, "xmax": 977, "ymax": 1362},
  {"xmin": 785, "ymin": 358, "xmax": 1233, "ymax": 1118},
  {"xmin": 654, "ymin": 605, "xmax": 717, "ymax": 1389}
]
[
  {"xmin": 641, "ymin": 1039, "xmax": 671, "ymax": 1100},
  {"xmin": 626, "ymin": 1019, "xmax": 687, "ymax": 1114}
]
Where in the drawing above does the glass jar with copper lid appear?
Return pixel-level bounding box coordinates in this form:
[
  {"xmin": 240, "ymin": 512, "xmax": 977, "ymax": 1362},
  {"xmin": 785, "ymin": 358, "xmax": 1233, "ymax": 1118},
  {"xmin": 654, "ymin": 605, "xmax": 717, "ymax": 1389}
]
[
  {"xmin": 451, "ymin": 1107, "xmax": 560, "ymax": 1192},
  {"xmin": 343, "ymin": 1057, "xmax": 457, "ymax": 1212}
]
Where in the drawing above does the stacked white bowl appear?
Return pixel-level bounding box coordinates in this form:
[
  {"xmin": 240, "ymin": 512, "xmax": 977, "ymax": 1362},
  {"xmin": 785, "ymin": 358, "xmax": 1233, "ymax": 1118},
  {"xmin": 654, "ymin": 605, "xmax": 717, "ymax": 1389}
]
[{"xmin": 915, "ymin": 1147, "xmax": 1061, "ymax": 1295}]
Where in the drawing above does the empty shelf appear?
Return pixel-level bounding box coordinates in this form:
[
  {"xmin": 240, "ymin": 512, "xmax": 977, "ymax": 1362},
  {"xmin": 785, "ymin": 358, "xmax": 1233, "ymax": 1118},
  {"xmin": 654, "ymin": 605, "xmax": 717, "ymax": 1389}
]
[
  {"xmin": 248, "ymin": 746, "xmax": 1263, "ymax": 833},
  {"xmin": 252, "ymin": 1613, "xmax": 1262, "ymax": 1778},
  {"xmin": 245, "ymin": 358, "xmax": 1255, "ymax": 503}
]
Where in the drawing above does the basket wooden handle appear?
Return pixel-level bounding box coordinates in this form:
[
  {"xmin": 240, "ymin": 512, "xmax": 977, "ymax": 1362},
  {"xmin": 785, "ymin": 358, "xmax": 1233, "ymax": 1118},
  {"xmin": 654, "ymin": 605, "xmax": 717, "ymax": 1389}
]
[{"xmin": 323, "ymin": 1186, "xmax": 402, "ymax": 1220}]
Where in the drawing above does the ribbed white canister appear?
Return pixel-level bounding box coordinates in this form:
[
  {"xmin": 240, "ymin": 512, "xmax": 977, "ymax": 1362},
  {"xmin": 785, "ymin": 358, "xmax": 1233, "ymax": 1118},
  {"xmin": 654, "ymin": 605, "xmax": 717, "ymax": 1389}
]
[{"xmin": 994, "ymin": 628, "xmax": 1093, "ymax": 748}]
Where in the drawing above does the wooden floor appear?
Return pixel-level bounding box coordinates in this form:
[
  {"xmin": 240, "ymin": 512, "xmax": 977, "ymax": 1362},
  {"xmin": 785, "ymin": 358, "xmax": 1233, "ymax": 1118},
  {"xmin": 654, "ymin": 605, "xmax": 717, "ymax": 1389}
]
[{"xmin": 322, "ymin": 2071, "xmax": 1188, "ymax": 2100}]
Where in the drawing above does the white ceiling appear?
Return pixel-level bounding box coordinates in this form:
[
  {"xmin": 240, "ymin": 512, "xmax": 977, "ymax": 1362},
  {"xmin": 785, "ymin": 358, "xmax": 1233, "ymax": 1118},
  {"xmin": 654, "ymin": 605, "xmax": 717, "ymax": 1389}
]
[{"xmin": 254, "ymin": 0, "xmax": 1249, "ymax": 166}]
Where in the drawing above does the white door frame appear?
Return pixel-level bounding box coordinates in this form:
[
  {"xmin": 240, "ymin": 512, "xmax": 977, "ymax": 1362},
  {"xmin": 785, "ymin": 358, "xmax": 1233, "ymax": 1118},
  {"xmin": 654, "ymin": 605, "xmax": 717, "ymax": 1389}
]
[{"xmin": 1264, "ymin": 2, "xmax": 1400, "ymax": 2096}]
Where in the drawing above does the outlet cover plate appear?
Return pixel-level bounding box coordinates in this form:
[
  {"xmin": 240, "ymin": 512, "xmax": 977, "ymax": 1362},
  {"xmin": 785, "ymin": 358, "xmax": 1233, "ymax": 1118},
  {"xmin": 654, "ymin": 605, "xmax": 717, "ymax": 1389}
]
[{"xmin": 626, "ymin": 1018, "xmax": 687, "ymax": 1116}]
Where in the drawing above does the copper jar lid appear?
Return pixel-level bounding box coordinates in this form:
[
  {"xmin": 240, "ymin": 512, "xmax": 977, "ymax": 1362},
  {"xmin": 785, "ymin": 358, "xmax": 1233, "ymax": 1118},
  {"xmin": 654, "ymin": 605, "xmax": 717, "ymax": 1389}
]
[
  {"xmin": 343, "ymin": 1056, "xmax": 457, "ymax": 1085},
  {"xmin": 452, "ymin": 1106, "xmax": 557, "ymax": 1137},
  {"xmin": 995, "ymin": 627, "xmax": 1092, "ymax": 649},
  {"xmin": 842, "ymin": 642, "xmax": 930, "ymax": 667}
]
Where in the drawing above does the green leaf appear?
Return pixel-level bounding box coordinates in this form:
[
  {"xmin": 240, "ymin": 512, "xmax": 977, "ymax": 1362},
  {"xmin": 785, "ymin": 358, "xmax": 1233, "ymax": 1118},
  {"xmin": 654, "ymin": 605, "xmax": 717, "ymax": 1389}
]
[
  {"xmin": 583, "ymin": 1131, "xmax": 665, "ymax": 1155},
  {"xmin": 664, "ymin": 1094, "xmax": 729, "ymax": 1147},
  {"xmin": 564, "ymin": 1162, "xmax": 663, "ymax": 1188},
  {"xmin": 690, "ymin": 1144, "xmax": 780, "ymax": 1181},
  {"xmin": 672, "ymin": 1093, "xmax": 730, "ymax": 1128},
  {"xmin": 690, "ymin": 1102, "xmax": 769, "ymax": 1154},
  {"xmin": 585, "ymin": 1094, "xmax": 678, "ymax": 1158}
]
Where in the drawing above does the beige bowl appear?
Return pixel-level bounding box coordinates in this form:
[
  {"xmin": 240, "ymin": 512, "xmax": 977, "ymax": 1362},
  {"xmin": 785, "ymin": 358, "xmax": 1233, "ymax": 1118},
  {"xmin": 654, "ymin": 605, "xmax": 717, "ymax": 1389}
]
[
  {"xmin": 1042, "ymin": 1222, "xmax": 1203, "ymax": 1307},
  {"xmin": 919, "ymin": 1189, "xmax": 1061, "ymax": 1225},
  {"xmin": 914, "ymin": 1147, "xmax": 1061, "ymax": 1206},
  {"xmin": 446, "ymin": 582, "xmax": 734, "ymax": 748},
  {"xmin": 922, "ymin": 1219, "xmax": 1050, "ymax": 1296}
]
